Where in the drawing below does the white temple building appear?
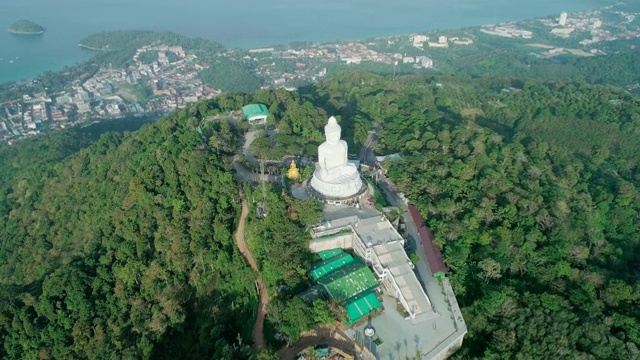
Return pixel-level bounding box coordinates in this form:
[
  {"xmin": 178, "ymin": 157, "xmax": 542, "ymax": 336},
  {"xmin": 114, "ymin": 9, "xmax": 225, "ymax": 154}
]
[{"xmin": 310, "ymin": 213, "xmax": 433, "ymax": 322}]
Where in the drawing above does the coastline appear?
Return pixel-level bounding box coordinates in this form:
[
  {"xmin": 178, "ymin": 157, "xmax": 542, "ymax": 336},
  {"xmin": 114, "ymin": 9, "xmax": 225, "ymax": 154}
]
[
  {"xmin": 0, "ymin": 1, "xmax": 625, "ymax": 86},
  {"xmin": 78, "ymin": 43, "xmax": 108, "ymax": 51},
  {"xmin": 8, "ymin": 29, "xmax": 44, "ymax": 35}
]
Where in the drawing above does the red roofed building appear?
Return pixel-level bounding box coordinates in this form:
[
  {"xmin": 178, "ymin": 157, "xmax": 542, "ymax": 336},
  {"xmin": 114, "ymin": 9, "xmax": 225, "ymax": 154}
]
[
  {"xmin": 409, "ymin": 204, "xmax": 447, "ymax": 276},
  {"xmin": 418, "ymin": 226, "xmax": 447, "ymax": 276},
  {"xmin": 408, "ymin": 204, "xmax": 425, "ymax": 228},
  {"xmin": 203, "ymin": 86, "xmax": 219, "ymax": 95}
]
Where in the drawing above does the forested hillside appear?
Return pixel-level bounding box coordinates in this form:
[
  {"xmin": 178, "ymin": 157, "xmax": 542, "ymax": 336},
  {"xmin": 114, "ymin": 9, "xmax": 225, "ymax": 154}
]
[
  {"xmin": 431, "ymin": 49, "xmax": 640, "ymax": 90},
  {"xmin": 202, "ymin": 72, "xmax": 639, "ymax": 358},
  {"xmin": 302, "ymin": 73, "xmax": 640, "ymax": 358},
  {"xmin": 0, "ymin": 111, "xmax": 258, "ymax": 359},
  {"xmin": 1, "ymin": 71, "xmax": 638, "ymax": 359}
]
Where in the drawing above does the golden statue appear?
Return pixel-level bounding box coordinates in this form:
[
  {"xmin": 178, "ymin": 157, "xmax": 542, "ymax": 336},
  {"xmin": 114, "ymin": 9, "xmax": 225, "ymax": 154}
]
[{"xmin": 286, "ymin": 160, "xmax": 300, "ymax": 179}]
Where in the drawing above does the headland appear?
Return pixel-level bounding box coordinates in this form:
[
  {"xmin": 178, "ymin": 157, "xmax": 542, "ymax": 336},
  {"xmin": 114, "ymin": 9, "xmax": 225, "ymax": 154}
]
[{"xmin": 8, "ymin": 20, "xmax": 45, "ymax": 35}]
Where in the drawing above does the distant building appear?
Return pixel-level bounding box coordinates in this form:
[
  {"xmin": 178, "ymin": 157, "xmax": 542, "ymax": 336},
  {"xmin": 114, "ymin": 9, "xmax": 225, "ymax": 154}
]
[
  {"xmin": 593, "ymin": 19, "xmax": 602, "ymax": 29},
  {"xmin": 248, "ymin": 47, "xmax": 275, "ymax": 53},
  {"xmin": 551, "ymin": 27, "xmax": 574, "ymax": 38},
  {"xmin": 428, "ymin": 36, "xmax": 449, "ymax": 48},
  {"xmin": 183, "ymin": 96, "xmax": 199, "ymax": 103},
  {"xmin": 56, "ymin": 95, "xmax": 73, "ymax": 105},
  {"xmin": 241, "ymin": 103, "xmax": 270, "ymax": 124},
  {"xmin": 343, "ymin": 57, "xmax": 362, "ymax": 64},
  {"xmin": 452, "ymin": 37, "xmax": 474, "ymax": 45},
  {"xmin": 105, "ymin": 103, "xmax": 121, "ymax": 116},
  {"xmin": 559, "ymin": 11, "xmax": 568, "ymax": 26},
  {"xmin": 416, "ymin": 56, "xmax": 434, "ymax": 69},
  {"xmin": 77, "ymin": 102, "xmax": 91, "ymax": 114},
  {"xmin": 481, "ymin": 25, "xmax": 533, "ymax": 39},
  {"xmin": 412, "ymin": 34, "xmax": 428, "ymax": 48},
  {"xmin": 203, "ymin": 86, "xmax": 220, "ymax": 96}
]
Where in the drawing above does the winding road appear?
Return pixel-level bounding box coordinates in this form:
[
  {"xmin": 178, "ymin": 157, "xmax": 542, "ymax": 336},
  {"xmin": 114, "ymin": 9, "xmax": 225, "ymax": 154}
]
[{"xmin": 235, "ymin": 190, "xmax": 270, "ymax": 351}]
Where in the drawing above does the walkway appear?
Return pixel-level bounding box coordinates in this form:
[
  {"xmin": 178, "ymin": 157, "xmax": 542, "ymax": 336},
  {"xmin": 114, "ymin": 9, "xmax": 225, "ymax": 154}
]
[
  {"xmin": 235, "ymin": 190, "xmax": 270, "ymax": 351},
  {"xmin": 279, "ymin": 327, "xmax": 366, "ymax": 360}
]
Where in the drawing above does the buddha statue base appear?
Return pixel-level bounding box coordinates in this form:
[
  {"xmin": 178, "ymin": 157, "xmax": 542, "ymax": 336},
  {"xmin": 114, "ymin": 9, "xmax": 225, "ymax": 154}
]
[{"xmin": 309, "ymin": 172, "xmax": 365, "ymax": 199}]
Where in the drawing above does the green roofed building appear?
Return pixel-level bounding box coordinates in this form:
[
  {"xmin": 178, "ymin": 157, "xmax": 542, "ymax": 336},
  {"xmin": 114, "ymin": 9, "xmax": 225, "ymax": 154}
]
[
  {"xmin": 242, "ymin": 103, "xmax": 269, "ymax": 124},
  {"xmin": 309, "ymin": 249, "xmax": 381, "ymax": 325},
  {"xmin": 345, "ymin": 290, "xmax": 382, "ymax": 325},
  {"xmin": 318, "ymin": 248, "xmax": 344, "ymax": 261},
  {"xmin": 310, "ymin": 253, "xmax": 354, "ymax": 280},
  {"xmin": 317, "ymin": 261, "xmax": 379, "ymax": 301}
]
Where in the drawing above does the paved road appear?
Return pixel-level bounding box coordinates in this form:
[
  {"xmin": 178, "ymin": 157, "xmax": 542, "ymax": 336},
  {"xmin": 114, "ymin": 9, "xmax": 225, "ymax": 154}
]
[
  {"xmin": 358, "ymin": 124, "xmax": 382, "ymax": 166},
  {"xmin": 232, "ymin": 161, "xmax": 281, "ymax": 184},
  {"xmin": 242, "ymin": 127, "xmax": 259, "ymax": 163}
]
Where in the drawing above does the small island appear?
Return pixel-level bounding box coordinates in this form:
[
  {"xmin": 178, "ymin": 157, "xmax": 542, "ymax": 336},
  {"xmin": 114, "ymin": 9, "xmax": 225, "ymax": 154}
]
[{"xmin": 8, "ymin": 20, "xmax": 45, "ymax": 35}]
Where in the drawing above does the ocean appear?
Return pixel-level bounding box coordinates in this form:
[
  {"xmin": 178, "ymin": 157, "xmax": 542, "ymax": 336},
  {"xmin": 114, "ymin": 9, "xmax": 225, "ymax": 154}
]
[{"xmin": 0, "ymin": 0, "xmax": 606, "ymax": 85}]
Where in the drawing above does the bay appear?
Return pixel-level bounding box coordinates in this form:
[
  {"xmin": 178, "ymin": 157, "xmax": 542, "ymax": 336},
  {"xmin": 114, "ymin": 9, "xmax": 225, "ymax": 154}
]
[{"xmin": 0, "ymin": 0, "xmax": 606, "ymax": 85}]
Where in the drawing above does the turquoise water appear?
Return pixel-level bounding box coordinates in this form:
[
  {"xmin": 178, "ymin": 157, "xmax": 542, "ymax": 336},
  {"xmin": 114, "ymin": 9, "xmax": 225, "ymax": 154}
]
[{"xmin": 0, "ymin": 0, "xmax": 606, "ymax": 85}]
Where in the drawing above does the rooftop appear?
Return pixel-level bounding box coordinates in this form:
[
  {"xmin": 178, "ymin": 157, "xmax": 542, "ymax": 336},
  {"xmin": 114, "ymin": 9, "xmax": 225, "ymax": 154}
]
[
  {"xmin": 354, "ymin": 294, "xmax": 463, "ymax": 360},
  {"xmin": 318, "ymin": 248, "xmax": 344, "ymax": 261},
  {"xmin": 418, "ymin": 226, "xmax": 447, "ymax": 275},
  {"xmin": 310, "ymin": 252, "xmax": 355, "ymax": 280},
  {"xmin": 353, "ymin": 215, "xmax": 404, "ymax": 247},
  {"xmin": 318, "ymin": 261, "xmax": 379, "ymax": 301},
  {"xmin": 372, "ymin": 242, "xmax": 432, "ymax": 316},
  {"xmin": 407, "ymin": 204, "xmax": 425, "ymax": 228},
  {"xmin": 409, "ymin": 204, "xmax": 447, "ymax": 275},
  {"xmin": 344, "ymin": 290, "xmax": 382, "ymax": 325},
  {"xmin": 241, "ymin": 103, "xmax": 269, "ymax": 120}
]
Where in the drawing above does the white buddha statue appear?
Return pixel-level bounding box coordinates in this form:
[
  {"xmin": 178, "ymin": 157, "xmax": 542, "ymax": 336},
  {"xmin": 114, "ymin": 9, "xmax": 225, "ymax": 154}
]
[{"xmin": 310, "ymin": 116, "xmax": 363, "ymax": 198}]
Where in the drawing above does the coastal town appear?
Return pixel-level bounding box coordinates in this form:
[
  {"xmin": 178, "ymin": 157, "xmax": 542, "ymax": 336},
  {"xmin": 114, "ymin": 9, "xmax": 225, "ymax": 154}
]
[
  {"xmin": 1, "ymin": 4, "xmax": 639, "ymax": 144},
  {"xmin": 0, "ymin": 44, "xmax": 218, "ymax": 143}
]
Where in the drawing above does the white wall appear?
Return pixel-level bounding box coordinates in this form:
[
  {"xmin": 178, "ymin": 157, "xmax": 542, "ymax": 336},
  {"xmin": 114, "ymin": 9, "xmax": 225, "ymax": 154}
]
[{"xmin": 309, "ymin": 234, "xmax": 354, "ymax": 253}]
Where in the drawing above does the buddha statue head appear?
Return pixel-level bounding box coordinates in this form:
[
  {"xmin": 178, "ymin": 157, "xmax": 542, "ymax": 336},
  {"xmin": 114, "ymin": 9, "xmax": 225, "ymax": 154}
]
[{"xmin": 324, "ymin": 116, "xmax": 341, "ymax": 144}]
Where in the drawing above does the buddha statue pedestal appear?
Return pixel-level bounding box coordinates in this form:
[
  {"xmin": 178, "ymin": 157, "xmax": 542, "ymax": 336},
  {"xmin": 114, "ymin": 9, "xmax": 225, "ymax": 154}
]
[{"xmin": 308, "ymin": 116, "xmax": 367, "ymax": 202}]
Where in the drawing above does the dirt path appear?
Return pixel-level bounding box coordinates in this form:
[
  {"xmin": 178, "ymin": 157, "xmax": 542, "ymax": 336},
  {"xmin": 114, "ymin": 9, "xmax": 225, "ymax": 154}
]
[
  {"xmin": 235, "ymin": 190, "xmax": 269, "ymax": 351},
  {"xmin": 235, "ymin": 192, "xmax": 361, "ymax": 358}
]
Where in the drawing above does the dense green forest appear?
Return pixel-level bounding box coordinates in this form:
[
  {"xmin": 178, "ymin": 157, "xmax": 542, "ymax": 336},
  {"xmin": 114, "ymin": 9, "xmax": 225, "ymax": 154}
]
[
  {"xmin": 435, "ymin": 49, "xmax": 640, "ymax": 89},
  {"xmin": 1, "ymin": 70, "xmax": 639, "ymax": 359},
  {"xmin": 300, "ymin": 72, "xmax": 639, "ymax": 359},
  {"xmin": 0, "ymin": 111, "xmax": 259, "ymax": 359},
  {"xmin": 198, "ymin": 57, "xmax": 263, "ymax": 94},
  {"xmin": 198, "ymin": 72, "xmax": 639, "ymax": 358}
]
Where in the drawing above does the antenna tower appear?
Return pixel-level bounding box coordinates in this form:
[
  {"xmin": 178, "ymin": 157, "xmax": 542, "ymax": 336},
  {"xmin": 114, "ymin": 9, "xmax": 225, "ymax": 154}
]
[
  {"xmin": 260, "ymin": 159, "xmax": 267, "ymax": 202},
  {"xmin": 257, "ymin": 158, "xmax": 268, "ymax": 218}
]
